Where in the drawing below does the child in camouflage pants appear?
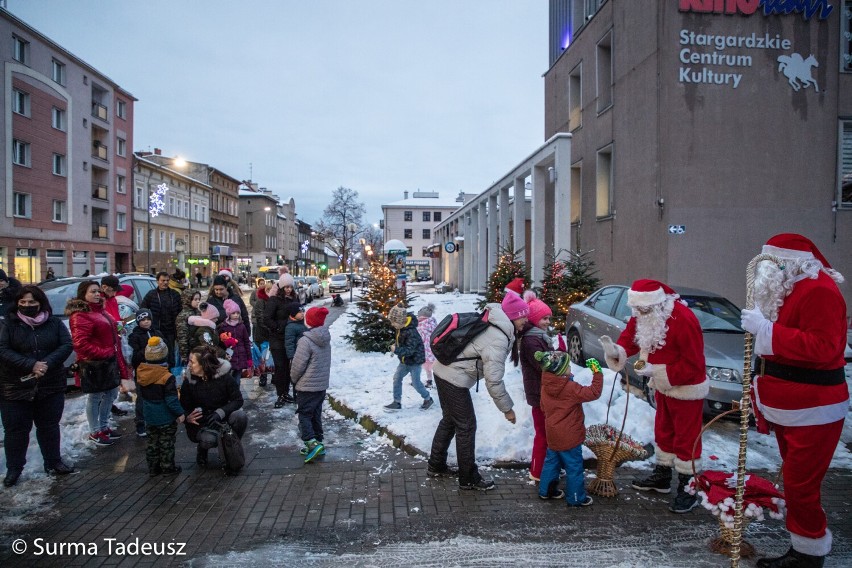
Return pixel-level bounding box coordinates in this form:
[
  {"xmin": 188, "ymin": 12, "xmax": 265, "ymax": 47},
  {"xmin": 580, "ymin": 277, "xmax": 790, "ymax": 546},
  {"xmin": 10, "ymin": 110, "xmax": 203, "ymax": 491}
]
[{"xmin": 136, "ymin": 337, "xmax": 186, "ymax": 476}]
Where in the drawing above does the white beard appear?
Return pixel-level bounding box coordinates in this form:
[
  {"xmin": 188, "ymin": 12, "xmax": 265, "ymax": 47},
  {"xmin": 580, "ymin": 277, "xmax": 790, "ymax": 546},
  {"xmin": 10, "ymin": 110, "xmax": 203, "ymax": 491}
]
[
  {"xmin": 633, "ymin": 297, "xmax": 675, "ymax": 353},
  {"xmin": 753, "ymin": 258, "xmax": 824, "ymax": 322}
]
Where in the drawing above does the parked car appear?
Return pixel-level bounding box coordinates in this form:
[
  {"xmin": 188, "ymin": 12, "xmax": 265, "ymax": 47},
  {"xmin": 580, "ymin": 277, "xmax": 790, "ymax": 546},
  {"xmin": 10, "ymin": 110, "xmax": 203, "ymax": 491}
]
[
  {"xmin": 293, "ymin": 276, "xmax": 310, "ymax": 304},
  {"xmin": 349, "ymin": 273, "xmax": 365, "ymax": 287},
  {"xmin": 565, "ymin": 284, "xmax": 745, "ymax": 417},
  {"xmin": 39, "ymin": 274, "xmax": 158, "ymax": 387},
  {"xmin": 328, "ymin": 273, "xmax": 351, "ymax": 293},
  {"xmin": 305, "ymin": 276, "xmax": 324, "ymax": 299}
]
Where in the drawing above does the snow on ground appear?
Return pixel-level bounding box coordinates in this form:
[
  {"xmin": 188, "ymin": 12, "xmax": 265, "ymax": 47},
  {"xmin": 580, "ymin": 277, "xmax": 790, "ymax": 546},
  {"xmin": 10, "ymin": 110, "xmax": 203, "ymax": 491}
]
[{"xmin": 328, "ymin": 291, "xmax": 852, "ymax": 472}]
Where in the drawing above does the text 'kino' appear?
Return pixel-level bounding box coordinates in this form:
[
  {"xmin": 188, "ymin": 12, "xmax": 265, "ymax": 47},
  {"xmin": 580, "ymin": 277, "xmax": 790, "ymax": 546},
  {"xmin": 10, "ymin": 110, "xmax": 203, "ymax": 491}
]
[{"xmin": 679, "ymin": 67, "xmax": 743, "ymax": 88}]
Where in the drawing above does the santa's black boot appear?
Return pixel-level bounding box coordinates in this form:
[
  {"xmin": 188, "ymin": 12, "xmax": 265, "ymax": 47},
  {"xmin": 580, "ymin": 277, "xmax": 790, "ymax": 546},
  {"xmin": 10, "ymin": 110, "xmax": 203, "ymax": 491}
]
[
  {"xmin": 631, "ymin": 465, "xmax": 672, "ymax": 493},
  {"xmin": 756, "ymin": 547, "xmax": 824, "ymax": 568},
  {"xmin": 669, "ymin": 473, "xmax": 699, "ymax": 513}
]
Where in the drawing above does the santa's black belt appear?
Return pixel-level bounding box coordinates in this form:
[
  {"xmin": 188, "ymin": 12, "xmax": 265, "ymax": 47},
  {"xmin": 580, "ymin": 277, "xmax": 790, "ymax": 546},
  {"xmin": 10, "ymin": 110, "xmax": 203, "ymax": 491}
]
[{"xmin": 755, "ymin": 358, "xmax": 846, "ymax": 386}]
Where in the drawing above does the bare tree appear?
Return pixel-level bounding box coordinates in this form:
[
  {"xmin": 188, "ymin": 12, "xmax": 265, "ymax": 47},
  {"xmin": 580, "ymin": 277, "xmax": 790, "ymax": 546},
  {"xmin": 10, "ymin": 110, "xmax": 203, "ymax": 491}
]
[{"xmin": 315, "ymin": 186, "xmax": 367, "ymax": 272}]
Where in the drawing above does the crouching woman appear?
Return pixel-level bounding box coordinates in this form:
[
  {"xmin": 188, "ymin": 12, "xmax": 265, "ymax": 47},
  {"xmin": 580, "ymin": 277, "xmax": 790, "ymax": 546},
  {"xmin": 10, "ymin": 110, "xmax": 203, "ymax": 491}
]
[{"xmin": 181, "ymin": 344, "xmax": 247, "ymax": 467}]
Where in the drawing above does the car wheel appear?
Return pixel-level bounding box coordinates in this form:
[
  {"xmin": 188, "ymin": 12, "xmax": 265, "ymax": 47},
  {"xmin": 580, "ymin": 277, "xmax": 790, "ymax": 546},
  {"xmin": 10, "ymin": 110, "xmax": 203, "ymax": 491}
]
[{"xmin": 567, "ymin": 329, "xmax": 585, "ymax": 366}]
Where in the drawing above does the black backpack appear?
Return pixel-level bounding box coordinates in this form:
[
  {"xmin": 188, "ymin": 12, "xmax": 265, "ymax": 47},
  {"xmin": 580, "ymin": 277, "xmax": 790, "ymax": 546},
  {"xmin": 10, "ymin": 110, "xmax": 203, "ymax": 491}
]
[{"xmin": 430, "ymin": 311, "xmax": 496, "ymax": 366}]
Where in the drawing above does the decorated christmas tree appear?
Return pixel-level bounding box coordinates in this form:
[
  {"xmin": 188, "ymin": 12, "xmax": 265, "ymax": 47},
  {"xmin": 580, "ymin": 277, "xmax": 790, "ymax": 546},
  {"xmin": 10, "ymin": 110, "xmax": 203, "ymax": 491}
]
[
  {"xmin": 477, "ymin": 242, "xmax": 529, "ymax": 310},
  {"xmin": 559, "ymin": 249, "xmax": 601, "ymax": 318},
  {"xmin": 345, "ymin": 260, "xmax": 415, "ymax": 352},
  {"xmin": 536, "ymin": 254, "xmax": 570, "ymax": 332}
]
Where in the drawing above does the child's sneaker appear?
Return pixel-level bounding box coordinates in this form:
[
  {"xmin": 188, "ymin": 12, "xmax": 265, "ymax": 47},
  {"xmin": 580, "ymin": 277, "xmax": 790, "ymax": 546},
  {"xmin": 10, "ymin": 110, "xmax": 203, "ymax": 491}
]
[
  {"xmin": 104, "ymin": 428, "xmax": 122, "ymax": 440},
  {"xmin": 420, "ymin": 397, "xmax": 434, "ymax": 410},
  {"xmin": 383, "ymin": 401, "xmax": 401, "ymax": 411},
  {"xmin": 136, "ymin": 423, "xmax": 147, "ymax": 438},
  {"xmin": 568, "ymin": 496, "xmax": 594, "ymax": 507},
  {"xmin": 299, "ymin": 444, "xmax": 326, "ymax": 456},
  {"xmin": 304, "ymin": 439, "xmax": 325, "ymax": 463},
  {"xmin": 539, "ymin": 489, "xmax": 565, "ymax": 500},
  {"xmin": 88, "ymin": 432, "xmax": 114, "ymax": 446},
  {"xmin": 425, "ymin": 380, "xmax": 433, "ymax": 389}
]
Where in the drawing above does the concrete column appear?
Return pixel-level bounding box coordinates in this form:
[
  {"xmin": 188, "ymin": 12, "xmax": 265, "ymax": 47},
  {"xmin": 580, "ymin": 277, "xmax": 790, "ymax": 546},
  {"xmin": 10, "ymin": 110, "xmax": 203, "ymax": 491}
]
[
  {"xmin": 553, "ymin": 136, "xmax": 572, "ymax": 255},
  {"xmin": 530, "ymin": 167, "xmax": 547, "ymax": 286},
  {"xmin": 488, "ymin": 193, "xmax": 499, "ymax": 274},
  {"xmin": 478, "ymin": 199, "xmax": 489, "ymax": 291},
  {"xmin": 513, "ymin": 177, "xmax": 526, "ymax": 256},
  {"xmin": 499, "ymin": 186, "xmax": 511, "ymax": 249},
  {"xmin": 462, "ymin": 212, "xmax": 472, "ymax": 292},
  {"xmin": 469, "ymin": 206, "xmax": 480, "ymax": 292}
]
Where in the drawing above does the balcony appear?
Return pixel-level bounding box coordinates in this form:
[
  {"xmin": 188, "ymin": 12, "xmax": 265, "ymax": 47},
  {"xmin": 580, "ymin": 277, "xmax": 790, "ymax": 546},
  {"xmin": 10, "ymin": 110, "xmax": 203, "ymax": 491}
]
[
  {"xmin": 92, "ymin": 224, "xmax": 108, "ymax": 239},
  {"xmin": 91, "ymin": 102, "xmax": 108, "ymax": 121},
  {"xmin": 92, "ymin": 143, "xmax": 108, "ymax": 161},
  {"xmin": 92, "ymin": 183, "xmax": 108, "ymax": 201}
]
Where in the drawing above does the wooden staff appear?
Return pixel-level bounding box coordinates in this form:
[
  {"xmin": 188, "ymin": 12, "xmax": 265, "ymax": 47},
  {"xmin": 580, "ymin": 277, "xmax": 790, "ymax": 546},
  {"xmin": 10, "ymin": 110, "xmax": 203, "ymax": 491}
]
[{"xmin": 730, "ymin": 253, "xmax": 783, "ymax": 567}]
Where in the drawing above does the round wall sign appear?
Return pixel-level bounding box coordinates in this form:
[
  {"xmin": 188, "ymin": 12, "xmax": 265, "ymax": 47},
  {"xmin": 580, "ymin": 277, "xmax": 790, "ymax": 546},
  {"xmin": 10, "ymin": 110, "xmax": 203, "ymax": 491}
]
[{"xmin": 444, "ymin": 242, "xmax": 457, "ymax": 253}]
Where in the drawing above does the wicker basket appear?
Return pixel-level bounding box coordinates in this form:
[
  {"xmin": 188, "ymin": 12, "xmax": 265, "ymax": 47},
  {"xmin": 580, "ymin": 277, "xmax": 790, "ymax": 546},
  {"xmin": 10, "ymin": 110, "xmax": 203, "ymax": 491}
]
[
  {"xmin": 585, "ymin": 424, "xmax": 648, "ymax": 497},
  {"xmin": 711, "ymin": 517, "xmax": 755, "ymax": 559}
]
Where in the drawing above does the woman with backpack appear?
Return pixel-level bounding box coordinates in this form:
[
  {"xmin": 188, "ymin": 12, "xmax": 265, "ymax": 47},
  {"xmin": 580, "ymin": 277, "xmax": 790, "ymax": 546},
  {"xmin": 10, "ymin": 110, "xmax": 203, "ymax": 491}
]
[{"xmin": 426, "ymin": 292, "xmax": 530, "ymax": 491}]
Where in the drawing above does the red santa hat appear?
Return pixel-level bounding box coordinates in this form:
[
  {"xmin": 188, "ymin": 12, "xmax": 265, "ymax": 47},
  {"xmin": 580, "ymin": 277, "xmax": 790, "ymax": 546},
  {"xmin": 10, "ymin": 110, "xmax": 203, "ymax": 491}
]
[
  {"xmin": 218, "ymin": 268, "xmax": 233, "ymax": 279},
  {"xmin": 626, "ymin": 279, "xmax": 678, "ymax": 308},
  {"xmin": 762, "ymin": 233, "xmax": 844, "ymax": 283},
  {"xmin": 504, "ymin": 277, "xmax": 525, "ymax": 297}
]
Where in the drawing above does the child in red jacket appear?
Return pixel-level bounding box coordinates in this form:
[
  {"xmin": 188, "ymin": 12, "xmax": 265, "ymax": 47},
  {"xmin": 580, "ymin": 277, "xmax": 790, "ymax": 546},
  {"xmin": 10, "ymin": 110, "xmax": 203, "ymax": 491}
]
[{"xmin": 535, "ymin": 352, "xmax": 603, "ymax": 506}]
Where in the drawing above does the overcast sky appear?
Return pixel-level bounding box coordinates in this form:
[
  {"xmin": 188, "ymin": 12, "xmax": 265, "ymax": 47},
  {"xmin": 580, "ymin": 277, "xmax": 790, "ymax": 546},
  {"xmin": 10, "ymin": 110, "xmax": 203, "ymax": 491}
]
[{"xmin": 9, "ymin": 0, "xmax": 547, "ymax": 225}]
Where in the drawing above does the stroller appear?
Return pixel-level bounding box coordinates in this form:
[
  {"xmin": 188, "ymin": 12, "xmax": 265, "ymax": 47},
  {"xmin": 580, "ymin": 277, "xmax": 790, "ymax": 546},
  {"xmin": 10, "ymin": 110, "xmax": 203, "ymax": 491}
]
[
  {"xmin": 331, "ymin": 293, "xmax": 344, "ymax": 307},
  {"xmin": 250, "ymin": 341, "xmax": 274, "ymax": 387}
]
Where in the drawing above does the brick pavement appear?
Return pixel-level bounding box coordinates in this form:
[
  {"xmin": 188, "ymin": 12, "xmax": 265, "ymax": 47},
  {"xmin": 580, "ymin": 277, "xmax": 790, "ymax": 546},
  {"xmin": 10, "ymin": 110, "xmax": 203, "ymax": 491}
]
[{"xmin": 0, "ymin": 384, "xmax": 850, "ymax": 567}]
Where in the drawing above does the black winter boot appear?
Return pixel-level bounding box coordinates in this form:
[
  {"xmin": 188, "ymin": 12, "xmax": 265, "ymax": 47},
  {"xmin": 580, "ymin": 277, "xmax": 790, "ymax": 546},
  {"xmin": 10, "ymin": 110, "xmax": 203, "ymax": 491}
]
[
  {"xmin": 196, "ymin": 447, "xmax": 208, "ymax": 467},
  {"xmin": 669, "ymin": 473, "xmax": 699, "ymax": 513},
  {"xmin": 631, "ymin": 465, "xmax": 672, "ymax": 493},
  {"xmin": 756, "ymin": 547, "xmax": 825, "ymax": 568}
]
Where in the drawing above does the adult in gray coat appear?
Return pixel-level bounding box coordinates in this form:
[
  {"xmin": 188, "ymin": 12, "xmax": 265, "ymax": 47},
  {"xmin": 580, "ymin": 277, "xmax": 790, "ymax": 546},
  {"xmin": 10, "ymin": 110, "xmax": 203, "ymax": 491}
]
[
  {"xmin": 426, "ymin": 293, "xmax": 530, "ymax": 491},
  {"xmin": 290, "ymin": 307, "xmax": 330, "ymax": 463}
]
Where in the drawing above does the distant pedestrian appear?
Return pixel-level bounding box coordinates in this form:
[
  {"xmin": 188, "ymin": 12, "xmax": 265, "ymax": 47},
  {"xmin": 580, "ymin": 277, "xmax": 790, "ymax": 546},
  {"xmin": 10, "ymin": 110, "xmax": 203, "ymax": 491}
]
[
  {"xmin": 416, "ymin": 303, "xmax": 438, "ymax": 389},
  {"xmin": 81, "ymin": 269, "xmax": 90, "ymax": 277},
  {"xmin": 291, "ymin": 307, "xmax": 331, "ymax": 463},
  {"xmin": 169, "ymin": 269, "xmax": 187, "ymax": 293},
  {"xmin": 384, "ymin": 303, "xmax": 432, "ymax": 412},
  {"xmin": 195, "ymin": 271, "xmax": 202, "ymax": 289},
  {"xmin": 516, "ymin": 290, "xmax": 554, "ymax": 482},
  {"xmin": 536, "ymin": 352, "xmax": 602, "ymax": 506},
  {"xmin": 45, "ymin": 267, "xmax": 56, "ymax": 281},
  {"xmin": 139, "ymin": 271, "xmax": 182, "ymax": 366},
  {"xmin": 136, "ymin": 337, "xmax": 185, "ymax": 476}
]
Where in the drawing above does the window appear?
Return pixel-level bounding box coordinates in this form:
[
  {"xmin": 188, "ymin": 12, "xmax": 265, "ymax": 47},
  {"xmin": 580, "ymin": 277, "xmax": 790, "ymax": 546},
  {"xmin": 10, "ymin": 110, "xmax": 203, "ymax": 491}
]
[
  {"xmin": 159, "ymin": 231, "xmax": 166, "ymax": 252},
  {"xmin": 52, "ymin": 200, "xmax": 66, "ymax": 223},
  {"xmin": 843, "ymin": 1, "xmax": 852, "ymax": 72},
  {"xmin": 116, "ymin": 138, "xmax": 126, "ymax": 156},
  {"xmin": 51, "ymin": 59, "xmax": 66, "ymax": 85},
  {"xmin": 596, "ymin": 31, "xmax": 613, "ymax": 113},
  {"xmin": 422, "ymin": 229, "xmax": 431, "ymax": 239},
  {"xmin": 136, "ymin": 228, "xmax": 144, "ymax": 251},
  {"xmin": 404, "ymin": 229, "xmax": 413, "ymax": 239},
  {"xmin": 116, "ymin": 99, "xmax": 126, "ymax": 119},
  {"xmin": 12, "ymin": 36, "xmax": 29, "ymax": 64},
  {"xmin": 404, "ymin": 211, "xmax": 412, "ymax": 221},
  {"xmin": 434, "ymin": 211, "xmax": 442, "ymax": 222},
  {"xmin": 422, "ymin": 211, "xmax": 431, "ymax": 222},
  {"xmin": 116, "ymin": 212, "xmax": 126, "ymax": 231},
  {"xmin": 12, "ymin": 89, "xmax": 30, "ymax": 116},
  {"xmin": 571, "ymin": 162, "xmax": 582, "ymax": 224},
  {"xmin": 12, "ymin": 139, "xmax": 30, "ymax": 166},
  {"xmin": 183, "ymin": 202, "xmax": 189, "ymax": 218},
  {"xmin": 52, "ymin": 107, "xmax": 66, "ymax": 130},
  {"xmin": 169, "ymin": 232, "xmax": 175, "ymax": 252},
  {"xmin": 134, "ymin": 185, "xmax": 145, "ymax": 209},
  {"xmin": 596, "ymin": 144, "xmax": 613, "ymax": 218},
  {"xmin": 168, "ymin": 197, "xmax": 175, "ymax": 216},
  {"xmin": 52, "ymin": 154, "xmax": 66, "ymax": 176},
  {"xmin": 116, "ymin": 174, "xmax": 126, "ymax": 194},
  {"xmin": 588, "ymin": 286, "xmax": 621, "ymax": 317},
  {"xmin": 840, "ymin": 120, "xmax": 852, "ymax": 207},
  {"xmin": 13, "ymin": 193, "xmax": 30, "ymax": 218},
  {"xmin": 406, "ymin": 247, "xmax": 413, "ymax": 256},
  {"xmin": 201, "ymin": 205, "xmax": 207, "ymax": 222},
  {"xmin": 193, "ymin": 203, "xmax": 199, "ymax": 221},
  {"xmin": 569, "ymin": 63, "xmax": 582, "ymax": 130}
]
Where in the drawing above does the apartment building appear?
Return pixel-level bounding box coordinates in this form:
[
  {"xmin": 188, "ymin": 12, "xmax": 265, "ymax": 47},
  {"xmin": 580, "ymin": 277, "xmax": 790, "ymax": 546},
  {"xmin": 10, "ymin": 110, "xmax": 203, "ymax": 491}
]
[
  {"xmin": 0, "ymin": 8, "xmax": 135, "ymax": 281},
  {"xmin": 237, "ymin": 184, "xmax": 280, "ymax": 274}
]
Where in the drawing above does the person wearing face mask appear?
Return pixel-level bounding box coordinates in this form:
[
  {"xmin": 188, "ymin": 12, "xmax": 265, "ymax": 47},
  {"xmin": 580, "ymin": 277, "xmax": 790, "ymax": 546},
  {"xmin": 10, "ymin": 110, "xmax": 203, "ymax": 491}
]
[
  {"xmin": 0, "ymin": 285, "xmax": 74, "ymax": 487},
  {"xmin": 66, "ymin": 281, "xmax": 130, "ymax": 447},
  {"xmin": 514, "ymin": 290, "xmax": 554, "ymax": 483}
]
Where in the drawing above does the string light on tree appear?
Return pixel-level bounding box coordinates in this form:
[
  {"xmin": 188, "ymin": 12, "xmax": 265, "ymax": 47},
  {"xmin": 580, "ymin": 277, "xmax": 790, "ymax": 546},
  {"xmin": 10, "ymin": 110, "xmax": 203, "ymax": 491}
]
[
  {"xmin": 345, "ymin": 260, "xmax": 415, "ymax": 352},
  {"xmin": 477, "ymin": 241, "xmax": 529, "ymax": 310}
]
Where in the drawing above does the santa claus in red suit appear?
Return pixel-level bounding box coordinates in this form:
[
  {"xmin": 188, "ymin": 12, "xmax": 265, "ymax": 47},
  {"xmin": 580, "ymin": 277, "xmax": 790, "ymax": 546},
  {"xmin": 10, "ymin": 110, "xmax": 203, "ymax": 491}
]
[
  {"xmin": 741, "ymin": 234, "xmax": 848, "ymax": 568},
  {"xmin": 600, "ymin": 279, "xmax": 707, "ymax": 513}
]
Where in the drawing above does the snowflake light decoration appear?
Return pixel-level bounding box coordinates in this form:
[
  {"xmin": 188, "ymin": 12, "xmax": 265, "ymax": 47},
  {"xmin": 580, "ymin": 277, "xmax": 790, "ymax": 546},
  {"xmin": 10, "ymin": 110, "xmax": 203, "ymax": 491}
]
[{"xmin": 149, "ymin": 183, "xmax": 169, "ymax": 217}]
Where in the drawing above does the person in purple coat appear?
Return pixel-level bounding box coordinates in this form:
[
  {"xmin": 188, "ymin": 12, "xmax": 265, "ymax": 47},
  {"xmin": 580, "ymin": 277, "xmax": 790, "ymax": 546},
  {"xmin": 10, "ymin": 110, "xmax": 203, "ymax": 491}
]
[{"xmin": 217, "ymin": 299, "xmax": 252, "ymax": 385}]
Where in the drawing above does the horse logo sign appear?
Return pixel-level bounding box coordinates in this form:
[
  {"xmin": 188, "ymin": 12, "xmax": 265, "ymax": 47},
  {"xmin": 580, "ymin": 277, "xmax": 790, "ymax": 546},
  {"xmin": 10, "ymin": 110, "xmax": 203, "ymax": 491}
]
[{"xmin": 776, "ymin": 53, "xmax": 819, "ymax": 92}]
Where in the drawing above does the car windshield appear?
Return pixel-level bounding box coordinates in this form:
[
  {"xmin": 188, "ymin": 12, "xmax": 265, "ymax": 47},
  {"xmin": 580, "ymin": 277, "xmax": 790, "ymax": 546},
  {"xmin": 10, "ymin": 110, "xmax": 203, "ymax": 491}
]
[
  {"xmin": 681, "ymin": 295, "xmax": 743, "ymax": 332},
  {"xmin": 331, "ymin": 275, "xmax": 347, "ymax": 281},
  {"xmin": 43, "ymin": 282, "xmax": 82, "ymax": 316},
  {"xmin": 306, "ymin": 277, "xmax": 318, "ymax": 284}
]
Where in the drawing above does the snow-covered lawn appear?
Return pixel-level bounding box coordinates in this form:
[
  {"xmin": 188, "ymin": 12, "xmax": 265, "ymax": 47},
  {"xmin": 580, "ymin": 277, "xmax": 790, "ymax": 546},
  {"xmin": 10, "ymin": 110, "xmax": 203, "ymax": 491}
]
[{"xmin": 328, "ymin": 291, "xmax": 852, "ymax": 472}]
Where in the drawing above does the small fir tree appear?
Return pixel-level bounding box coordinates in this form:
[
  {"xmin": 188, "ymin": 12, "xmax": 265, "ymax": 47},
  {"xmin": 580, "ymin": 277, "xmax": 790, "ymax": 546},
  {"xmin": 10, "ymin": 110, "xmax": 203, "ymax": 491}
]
[
  {"xmin": 477, "ymin": 242, "xmax": 529, "ymax": 310},
  {"xmin": 536, "ymin": 254, "xmax": 570, "ymax": 332},
  {"xmin": 557, "ymin": 249, "xmax": 601, "ymax": 324},
  {"xmin": 345, "ymin": 261, "xmax": 416, "ymax": 352}
]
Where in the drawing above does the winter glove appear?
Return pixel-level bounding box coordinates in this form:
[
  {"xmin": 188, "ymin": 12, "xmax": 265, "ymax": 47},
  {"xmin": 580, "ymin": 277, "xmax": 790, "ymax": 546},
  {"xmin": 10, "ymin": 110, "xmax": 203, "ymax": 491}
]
[
  {"xmin": 204, "ymin": 413, "xmax": 223, "ymax": 428},
  {"xmin": 599, "ymin": 335, "xmax": 626, "ymax": 372},
  {"xmin": 740, "ymin": 308, "xmax": 774, "ymax": 356},
  {"xmin": 635, "ymin": 362, "xmax": 656, "ymax": 377}
]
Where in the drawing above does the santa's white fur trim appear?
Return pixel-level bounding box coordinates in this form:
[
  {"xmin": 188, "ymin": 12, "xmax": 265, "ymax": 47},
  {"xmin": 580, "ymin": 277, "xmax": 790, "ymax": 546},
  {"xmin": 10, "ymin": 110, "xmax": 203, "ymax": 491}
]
[
  {"xmin": 627, "ymin": 288, "xmax": 666, "ymax": 308},
  {"xmin": 762, "ymin": 244, "xmax": 815, "ymax": 261},
  {"xmin": 652, "ymin": 370, "xmax": 710, "ymax": 401},
  {"xmin": 655, "ymin": 447, "xmax": 676, "ymax": 467},
  {"xmin": 605, "ymin": 344, "xmax": 627, "ymax": 372},
  {"xmin": 791, "ymin": 529, "xmax": 832, "ymax": 557},
  {"xmin": 674, "ymin": 456, "xmax": 701, "ymax": 476}
]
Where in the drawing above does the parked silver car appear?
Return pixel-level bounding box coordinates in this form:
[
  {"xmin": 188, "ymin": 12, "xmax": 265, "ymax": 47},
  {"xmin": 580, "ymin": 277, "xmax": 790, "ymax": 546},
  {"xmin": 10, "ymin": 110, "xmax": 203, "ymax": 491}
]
[
  {"xmin": 305, "ymin": 276, "xmax": 324, "ymax": 299},
  {"xmin": 565, "ymin": 285, "xmax": 745, "ymax": 416},
  {"xmin": 328, "ymin": 273, "xmax": 351, "ymax": 293}
]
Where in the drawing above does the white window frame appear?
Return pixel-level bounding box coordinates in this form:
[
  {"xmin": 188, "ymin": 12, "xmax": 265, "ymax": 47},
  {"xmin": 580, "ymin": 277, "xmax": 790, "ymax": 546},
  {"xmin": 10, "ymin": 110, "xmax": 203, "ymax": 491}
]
[
  {"xmin": 169, "ymin": 232, "xmax": 176, "ymax": 252},
  {"xmin": 136, "ymin": 227, "xmax": 144, "ymax": 251},
  {"xmin": 52, "ymin": 154, "xmax": 66, "ymax": 176},
  {"xmin": 116, "ymin": 212, "xmax": 126, "ymax": 231},
  {"xmin": 134, "ymin": 185, "xmax": 145, "ymax": 209},
  {"xmin": 13, "ymin": 192, "xmax": 31, "ymax": 218},
  {"xmin": 51, "ymin": 59, "xmax": 66, "ymax": 85},
  {"xmin": 116, "ymin": 99, "xmax": 126, "ymax": 119},
  {"xmin": 839, "ymin": 119, "xmax": 852, "ymax": 208},
  {"xmin": 52, "ymin": 200, "xmax": 66, "ymax": 223},
  {"xmin": 159, "ymin": 231, "xmax": 166, "ymax": 252},
  {"xmin": 168, "ymin": 196, "xmax": 175, "ymax": 216},
  {"xmin": 595, "ymin": 144, "xmax": 614, "ymax": 219},
  {"xmin": 13, "ymin": 35, "xmax": 29, "ymax": 65},
  {"xmin": 116, "ymin": 174, "xmax": 126, "ymax": 194},
  {"xmin": 116, "ymin": 138, "xmax": 126, "ymax": 157},
  {"xmin": 51, "ymin": 107, "xmax": 66, "ymax": 130},
  {"xmin": 12, "ymin": 139, "xmax": 30, "ymax": 166},
  {"xmin": 12, "ymin": 89, "xmax": 30, "ymax": 116}
]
